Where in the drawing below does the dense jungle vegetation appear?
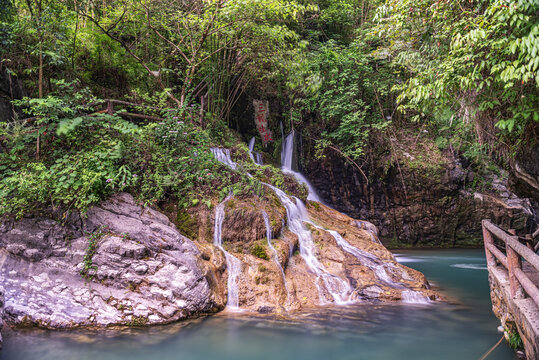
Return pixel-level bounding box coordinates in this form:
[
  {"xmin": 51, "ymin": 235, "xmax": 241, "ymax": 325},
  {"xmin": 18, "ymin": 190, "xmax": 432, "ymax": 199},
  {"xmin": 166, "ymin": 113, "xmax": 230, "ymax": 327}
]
[{"xmin": 0, "ymin": 0, "xmax": 537, "ymax": 218}]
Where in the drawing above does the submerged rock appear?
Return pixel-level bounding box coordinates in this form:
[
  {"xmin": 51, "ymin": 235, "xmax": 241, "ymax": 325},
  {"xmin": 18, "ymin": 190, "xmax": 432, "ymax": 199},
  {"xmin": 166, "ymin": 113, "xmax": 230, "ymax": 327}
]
[{"xmin": 0, "ymin": 193, "xmax": 224, "ymax": 329}]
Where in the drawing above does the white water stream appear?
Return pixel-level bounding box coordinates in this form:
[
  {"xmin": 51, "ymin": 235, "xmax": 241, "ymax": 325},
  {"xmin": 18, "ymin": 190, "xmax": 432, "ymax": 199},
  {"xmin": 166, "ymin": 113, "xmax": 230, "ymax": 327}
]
[
  {"xmin": 248, "ymin": 137, "xmax": 263, "ymax": 165},
  {"xmin": 281, "ymin": 131, "xmax": 324, "ymax": 203},
  {"xmin": 212, "ymin": 144, "xmax": 430, "ymax": 306},
  {"xmin": 265, "ymin": 184, "xmax": 353, "ymax": 304},
  {"xmin": 211, "ymin": 148, "xmax": 237, "ymax": 170},
  {"xmin": 213, "ymin": 195, "xmax": 242, "ymax": 310},
  {"xmin": 262, "ymin": 211, "xmax": 290, "ymax": 303}
]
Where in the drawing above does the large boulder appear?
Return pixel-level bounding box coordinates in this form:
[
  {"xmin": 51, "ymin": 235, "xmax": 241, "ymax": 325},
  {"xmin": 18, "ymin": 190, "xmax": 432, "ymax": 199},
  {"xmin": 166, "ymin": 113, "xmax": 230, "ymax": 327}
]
[{"xmin": 0, "ymin": 193, "xmax": 224, "ymax": 329}]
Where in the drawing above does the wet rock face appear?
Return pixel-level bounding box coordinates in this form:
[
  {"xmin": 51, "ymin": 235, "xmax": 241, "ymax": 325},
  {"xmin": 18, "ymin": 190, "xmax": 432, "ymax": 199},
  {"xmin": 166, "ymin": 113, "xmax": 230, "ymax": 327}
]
[
  {"xmin": 305, "ymin": 152, "xmax": 536, "ymax": 247},
  {"xmin": 0, "ymin": 193, "xmax": 224, "ymax": 329},
  {"xmin": 511, "ymin": 143, "xmax": 539, "ymax": 205},
  {"xmin": 201, "ymin": 200, "xmax": 438, "ymax": 313}
]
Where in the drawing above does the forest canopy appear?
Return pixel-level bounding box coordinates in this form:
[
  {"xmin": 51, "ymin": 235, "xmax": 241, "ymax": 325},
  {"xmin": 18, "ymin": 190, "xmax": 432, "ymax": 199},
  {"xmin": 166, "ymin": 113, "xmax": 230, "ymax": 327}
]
[{"xmin": 0, "ymin": 0, "xmax": 537, "ymax": 217}]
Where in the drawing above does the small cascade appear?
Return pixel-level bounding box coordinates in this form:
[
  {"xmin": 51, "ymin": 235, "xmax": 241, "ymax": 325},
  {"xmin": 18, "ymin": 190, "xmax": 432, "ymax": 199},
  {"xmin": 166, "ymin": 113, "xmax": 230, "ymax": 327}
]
[
  {"xmin": 248, "ymin": 137, "xmax": 264, "ymax": 165},
  {"xmin": 355, "ymin": 220, "xmax": 382, "ymax": 245},
  {"xmin": 401, "ymin": 290, "xmax": 432, "ymax": 304},
  {"xmin": 213, "ymin": 195, "xmax": 242, "ymax": 310},
  {"xmin": 248, "ymin": 137, "xmax": 256, "ymax": 163},
  {"xmin": 325, "ymin": 229, "xmax": 405, "ymax": 289},
  {"xmin": 326, "ymin": 229, "xmax": 435, "ymax": 302},
  {"xmin": 281, "ymin": 131, "xmax": 324, "ymax": 203},
  {"xmin": 254, "ymin": 152, "xmax": 263, "ymax": 165},
  {"xmin": 262, "ymin": 211, "xmax": 290, "ymax": 302},
  {"xmin": 210, "ymin": 148, "xmax": 237, "ymax": 170},
  {"xmin": 211, "ymin": 146, "xmax": 429, "ymax": 307},
  {"xmin": 265, "ymin": 183, "xmax": 353, "ymax": 305}
]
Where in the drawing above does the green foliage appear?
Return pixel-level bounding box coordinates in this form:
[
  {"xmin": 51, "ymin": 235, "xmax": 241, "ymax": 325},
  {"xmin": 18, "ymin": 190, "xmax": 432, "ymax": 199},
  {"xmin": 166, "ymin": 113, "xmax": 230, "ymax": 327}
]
[
  {"xmin": 81, "ymin": 226, "xmax": 106, "ymax": 278},
  {"xmin": 506, "ymin": 328, "xmax": 523, "ymax": 350},
  {"xmin": 375, "ymin": 0, "xmax": 539, "ymax": 143},
  {"xmin": 251, "ymin": 243, "xmax": 269, "ymax": 260},
  {"xmin": 286, "ymin": 37, "xmax": 393, "ymax": 162},
  {"xmin": 126, "ymin": 316, "xmax": 148, "ymax": 327}
]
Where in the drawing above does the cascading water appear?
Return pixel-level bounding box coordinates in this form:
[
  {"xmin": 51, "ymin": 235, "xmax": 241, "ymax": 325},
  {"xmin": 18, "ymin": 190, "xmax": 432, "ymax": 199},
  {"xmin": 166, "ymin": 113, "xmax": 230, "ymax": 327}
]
[
  {"xmin": 325, "ymin": 228, "xmax": 433, "ymax": 302},
  {"xmin": 265, "ymin": 183, "xmax": 353, "ymax": 305},
  {"xmin": 254, "ymin": 152, "xmax": 263, "ymax": 165},
  {"xmin": 262, "ymin": 211, "xmax": 290, "ymax": 302},
  {"xmin": 355, "ymin": 220, "xmax": 382, "ymax": 245},
  {"xmin": 211, "ymin": 148, "xmax": 237, "ymax": 170},
  {"xmin": 213, "ymin": 195, "xmax": 242, "ymax": 310},
  {"xmin": 248, "ymin": 137, "xmax": 256, "ymax": 163},
  {"xmin": 325, "ymin": 229, "xmax": 399, "ymax": 287},
  {"xmin": 281, "ymin": 131, "xmax": 324, "ymax": 203},
  {"xmin": 211, "ymin": 146, "xmax": 429, "ymax": 307},
  {"xmin": 247, "ymin": 137, "xmax": 263, "ymax": 165}
]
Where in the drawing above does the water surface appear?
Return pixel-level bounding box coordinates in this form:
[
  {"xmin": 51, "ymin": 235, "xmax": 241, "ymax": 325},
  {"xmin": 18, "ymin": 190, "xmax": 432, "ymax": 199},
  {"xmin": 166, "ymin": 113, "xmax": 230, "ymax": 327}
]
[{"xmin": 1, "ymin": 249, "xmax": 516, "ymax": 359}]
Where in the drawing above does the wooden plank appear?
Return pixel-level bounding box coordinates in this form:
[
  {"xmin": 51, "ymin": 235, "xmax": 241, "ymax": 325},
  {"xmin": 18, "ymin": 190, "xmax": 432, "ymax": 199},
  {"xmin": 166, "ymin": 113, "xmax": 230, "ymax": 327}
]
[
  {"xmin": 514, "ymin": 267, "xmax": 539, "ymax": 307},
  {"xmin": 106, "ymin": 99, "xmax": 162, "ymax": 111},
  {"xmin": 486, "ymin": 242, "xmax": 508, "ymax": 268},
  {"xmin": 482, "ymin": 220, "xmax": 497, "ymax": 267},
  {"xmin": 506, "ymin": 236, "xmax": 539, "ymax": 273},
  {"xmin": 483, "ymin": 220, "xmax": 514, "ymax": 244},
  {"xmin": 483, "ymin": 220, "xmax": 539, "ymax": 272}
]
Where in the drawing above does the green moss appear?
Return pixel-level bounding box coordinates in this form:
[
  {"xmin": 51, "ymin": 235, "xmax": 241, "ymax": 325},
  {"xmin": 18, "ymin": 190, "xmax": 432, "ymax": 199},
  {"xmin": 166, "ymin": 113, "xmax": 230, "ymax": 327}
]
[
  {"xmin": 251, "ymin": 243, "xmax": 269, "ymax": 260},
  {"xmin": 176, "ymin": 210, "xmax": 198, "ymax": 240},
  {"xmin": 126, "ymin": 316, "xmax": 148, "ymax": 327}
]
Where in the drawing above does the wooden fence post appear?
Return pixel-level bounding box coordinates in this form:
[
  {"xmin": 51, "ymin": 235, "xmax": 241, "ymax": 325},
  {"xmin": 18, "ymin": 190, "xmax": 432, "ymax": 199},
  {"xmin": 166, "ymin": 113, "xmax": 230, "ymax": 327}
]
[
  {"xmin": 482, "ymin": 220, "xmax": 496, "ymax": 267},
  {"xmin": 507, "ymin": 244, "xmax": 525, "ymax": 299},
  {"xmin": 507, "ymin": 230, "xmax": 525, "ymax": 299}
]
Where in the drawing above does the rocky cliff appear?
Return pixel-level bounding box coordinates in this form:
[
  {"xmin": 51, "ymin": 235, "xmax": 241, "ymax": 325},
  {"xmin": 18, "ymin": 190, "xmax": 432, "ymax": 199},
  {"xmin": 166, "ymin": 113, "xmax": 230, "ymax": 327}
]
[{"xmin": 304, "ymin": 143, "xmax": 537, "ymax": 247}]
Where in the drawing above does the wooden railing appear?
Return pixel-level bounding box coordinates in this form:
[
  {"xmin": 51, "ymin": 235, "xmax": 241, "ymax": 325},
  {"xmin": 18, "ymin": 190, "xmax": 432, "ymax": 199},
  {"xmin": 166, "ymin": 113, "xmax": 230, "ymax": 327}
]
[{"xmin": 482, "ymin": 219, "xmax": 539, "ymax": 307}]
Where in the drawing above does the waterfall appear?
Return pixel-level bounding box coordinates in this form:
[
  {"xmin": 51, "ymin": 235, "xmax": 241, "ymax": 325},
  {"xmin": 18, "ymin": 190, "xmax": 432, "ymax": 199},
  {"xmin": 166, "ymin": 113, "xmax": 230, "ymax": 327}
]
[
  {"xmin": 211, "ymin": 147, "xmax": 427, "ymax": 307},
  {"xmin": 254, "ymin": 152, "xmax": 263, "ymax": 165},
  {"xmin": 213, "ymin": 195, "xmax": 242, "ymax": 310},
  {"xmin": 354, "ymin": 220, "xmax": 382, "ymax": 245},
  {"xmin": 248, "ymin": 137, "xmax": 256, "ymax": 153},
  {"xmin": 265, "ymin": 183, "xmax": 353, "ymax": 305},
  {"xmin": 326, "ymin": 228, "xmax": 435, "ymax": 301},
  {"xmin": 211, "ymin": 148, "xmax": 237, "ymax": 170},
  {"xmin": 325, "ymin": 229, "xmax": 405, "ymax": 289},
  {"xmin": 262, "ymin": 211, "xmax": 290, "ymax": 302},
  {"xmin": 281, "ymin": 131, "xmax": 294, "ymax": 170},
  {"xmin": 248, "ymin": 137, "xmax": 264, "ymax": 165},
  {"xmin": 281, "ymin": 131, "xmax": 324, "ymax": 204}
]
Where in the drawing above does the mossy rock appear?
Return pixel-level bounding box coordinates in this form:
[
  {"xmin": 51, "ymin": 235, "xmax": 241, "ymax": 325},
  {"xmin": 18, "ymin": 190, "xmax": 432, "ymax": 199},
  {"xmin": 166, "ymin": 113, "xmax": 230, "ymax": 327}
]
[
  {"xmin": 251, "ymin": 243, "xmax": 269, "ymax": 260},
  {"xmin": 176, "ymin": 210, "xmax": 198, "ymax": 240}
]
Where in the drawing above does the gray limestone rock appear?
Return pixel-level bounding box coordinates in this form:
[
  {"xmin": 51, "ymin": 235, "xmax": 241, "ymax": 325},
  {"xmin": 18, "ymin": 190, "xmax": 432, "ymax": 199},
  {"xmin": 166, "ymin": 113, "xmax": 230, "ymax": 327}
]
[{"xmin": 0, "ymin": 193, "xmax": 222, "ymax": 329}]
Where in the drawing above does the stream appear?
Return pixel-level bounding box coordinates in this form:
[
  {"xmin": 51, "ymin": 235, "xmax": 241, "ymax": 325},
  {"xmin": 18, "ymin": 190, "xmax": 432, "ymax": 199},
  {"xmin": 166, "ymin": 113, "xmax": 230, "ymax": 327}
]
[{"xmin": 0, "ymin": 249, "xmax": 517, "ymax": 359}]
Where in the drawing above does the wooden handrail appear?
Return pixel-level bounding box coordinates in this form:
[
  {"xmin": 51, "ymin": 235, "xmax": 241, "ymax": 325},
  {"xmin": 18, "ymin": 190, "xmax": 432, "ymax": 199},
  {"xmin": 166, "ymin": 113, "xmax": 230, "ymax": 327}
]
[{"xmin": 482, "ymin": 219, "xmax": 539, "ymax": 307}]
